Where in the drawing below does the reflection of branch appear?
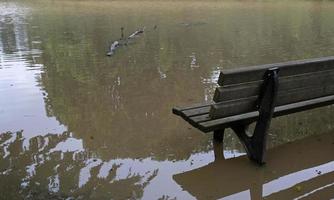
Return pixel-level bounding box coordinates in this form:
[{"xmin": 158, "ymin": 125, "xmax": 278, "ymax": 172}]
[
  {"xmin": 142, "ymin": 169, "xmax": 158, "ymax": 188},
  {"xmin": 0, "ymin": 131, "xmax": 147, "ymax": 199}
]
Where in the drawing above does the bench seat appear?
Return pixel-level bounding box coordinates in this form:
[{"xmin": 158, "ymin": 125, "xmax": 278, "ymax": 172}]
[{"xmin": 173, "ymin": 94, "xmax": 334, "ymax": 133}]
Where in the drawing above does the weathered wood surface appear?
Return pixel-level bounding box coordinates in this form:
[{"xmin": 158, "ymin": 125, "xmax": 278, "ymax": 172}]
[
  {"xmin": 211, "ymin": 60, "xmax": 334, "ymax": 118},
  {"xmin": 172, "ymin": 102, "xmax": 213, "ymax": 115},
  {"xmin": 214, "ymin": 69, "xmax": 334, "ymax": 102},
  {"xmin": 173, "ymin": 94, "xmax": 334, "ymax": 132},
  {"xmin": 210, "ymin": 84, "xmax": 334, "ymax": 118},
  {"xmin": 173, "ymin": 57, "xmax": 334, "ymax": 131},
  {"xmin": 173, "ymin": 56, "xmax": 334, "ymax": 164},
  {"xmin": 218, "ymin": 56, "xmax": 334, "ymax": 85},
  {"xmin": 202, "ymin": 95, "xmax": 334, "ymax": 132},
  {"xmin": 172, "ymin": 103, "xmax": 212, "ymax": 128}
]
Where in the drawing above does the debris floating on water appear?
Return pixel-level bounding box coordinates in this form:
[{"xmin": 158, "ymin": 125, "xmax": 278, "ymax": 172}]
[
  {"xmin": 127, "ymin": 27, "xmax": 145, "ymax": 39},
  {"xmin": 106, "ymin": 27, "xmax": 145, "ymax": 57},
  {"xmin": 106, "ymin": 41, "xmax": 120, "ymax": 56}
]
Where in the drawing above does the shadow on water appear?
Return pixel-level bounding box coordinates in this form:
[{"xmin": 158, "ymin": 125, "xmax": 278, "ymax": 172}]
[{"xmin": 174, "ymin": 132, "xmax": 334, "ymax": 200}]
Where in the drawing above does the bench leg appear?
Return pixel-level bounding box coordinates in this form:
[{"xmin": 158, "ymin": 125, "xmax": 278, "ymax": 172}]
[
  {"xmin": 231, "ymin": 125, "xmax": 259, "ymax": 162},
  {"xmin": 231, "ymin": 124, "xmax": 266, "ymax": 164},
  {"xmin": 253, "ymin": 68, "xmax": 279, "ymax": 164},
  {"xmin": 232, "ymin": 68, "xmax": 279, "ymax": 165},
  {"xmin": 213, "ymin": 129, "xmax": 224, "ymax": 143},
  {"xmin": 213, "ymin": 129, "xmax": 225, "ymax": 160}
]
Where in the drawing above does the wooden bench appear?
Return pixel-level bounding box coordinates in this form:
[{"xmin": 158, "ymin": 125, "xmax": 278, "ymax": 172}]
[{"xmin": 172, "ymin": 56, "xmax": 334, "ymax": 165}]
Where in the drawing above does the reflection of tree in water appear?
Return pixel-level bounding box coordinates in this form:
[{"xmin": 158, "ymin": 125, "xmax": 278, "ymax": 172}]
[
  {"xmin": 0, "ymin": 19, "xmax": 17, "ymax": 54},
  {"xmin": 0, "ymin": 3, "xmax": 31, "ymax": 54},
  {"xmin": 0, "ymin": 131, "xmax": 156, "ymax": 200},
  {"xmin": 36, "ymin": 10, "xmax": 213, "ymax": 162}
]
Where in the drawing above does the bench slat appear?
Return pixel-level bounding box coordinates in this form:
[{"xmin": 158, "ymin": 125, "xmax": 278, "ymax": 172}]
[
  {"xmin": 210, "ymin": 84, "xmax": 334, "ymax": 119},
  {"xmin": 173, "ymin": 106, "xmax": 211, "ymax": 129},
  {"xmin": 172, "ymin": 102, "xmax": 211, "ymax": 116},
  {"xmin": 214, "ymin": 69, "xmax": 334, "ymax": 102},
  {"xmin": 189, "ymin": 114, "xmax": 211, "ymax": 123},
  {"xmin": 198, "ymin": 95, "xmax": 334, "ymax": 132},
  {"xmin": 172, "ymin": 103, "xmax": 212, "ymax": 129},
  {"xmin": 182, "ymin": 106, "xmax": 211, "ymax": 118},
  {"xmin": 218, "ymin": 56, "xmax": 334, "ymax": 86},
  {"xmin": 173, "ymin": 57, "xmax": 334, "ymax": 137},
  {"xmin": 172, "ymin": 102, "xmax": 213, "ymax": 113}
]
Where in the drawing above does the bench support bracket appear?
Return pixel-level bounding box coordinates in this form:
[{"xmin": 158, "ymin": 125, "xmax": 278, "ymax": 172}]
[{"xmin": 231, "ymin": 68, "xmax": 279, "ymax": 165}]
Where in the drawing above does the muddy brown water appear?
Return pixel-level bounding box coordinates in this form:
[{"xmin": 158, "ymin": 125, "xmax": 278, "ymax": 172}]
[{"xmin": 1, "ymin": 1, "xmax": 334, "ymax": 199}]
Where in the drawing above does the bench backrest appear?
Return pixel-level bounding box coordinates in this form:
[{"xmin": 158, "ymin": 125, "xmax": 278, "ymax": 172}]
[{"xmin": 210, "ymin": 56, "xmax": 334, "ymax": 119}]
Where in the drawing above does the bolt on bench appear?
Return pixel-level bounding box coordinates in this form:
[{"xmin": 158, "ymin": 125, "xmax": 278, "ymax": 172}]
[{"xmin": 172, "ymin": 56, "xmax": 334, "ymax": 165}]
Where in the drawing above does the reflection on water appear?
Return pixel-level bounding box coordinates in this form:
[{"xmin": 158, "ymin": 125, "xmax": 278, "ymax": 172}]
[
  {"xmin": 0, "ymin": 130, "xmax": 237, "ymax": 199},
  {"xmin": 175, "ymin": 132, "xmax": 334, "ymax": 200},
  {"xmin": 1, "ymin": 1, "xmax": 334, "ymax": 199},
  {"xmin": 0, "ymin": 2, "xmax": 66, "ymax": 137}
]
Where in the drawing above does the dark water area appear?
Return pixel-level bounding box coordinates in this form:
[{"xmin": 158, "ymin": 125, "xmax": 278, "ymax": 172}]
[{"xmin": 1, "ymin": 1, "xmax": 334, "ymax": 199}]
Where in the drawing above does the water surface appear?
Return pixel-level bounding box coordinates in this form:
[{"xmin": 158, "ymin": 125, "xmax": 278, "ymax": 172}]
[{"xmin": 1, "ymin": 1, "xmax": 334, "ymax": 199}]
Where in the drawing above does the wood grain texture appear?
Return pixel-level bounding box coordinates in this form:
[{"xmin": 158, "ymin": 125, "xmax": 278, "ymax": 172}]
[
  {"xmin": 218, "ymin": 56, "xmax": 334, "ymax": 86},
  {"xmin": 199, "ymin": 95, "xmax": 334, "ymax": 132},
  {"xmin": 214, "ymin": 69, "xmax": 334, "ymax": 102},
  {"xmin": 210, "ymin": 84, "xmax": 334, "ymax": 118},
  {"xmin": 172, "ymin": 57, "xmax": 334, "ymax": 133}
]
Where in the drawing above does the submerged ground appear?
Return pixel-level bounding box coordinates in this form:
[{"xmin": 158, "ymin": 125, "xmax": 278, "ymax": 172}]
[{"xmin": 1, "ymin": 1, "xmax": 334, "ymax": 199}]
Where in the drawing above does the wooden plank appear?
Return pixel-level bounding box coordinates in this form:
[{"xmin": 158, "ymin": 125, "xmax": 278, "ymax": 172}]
[
  {"xmin": 214, "ymin": 69, "xmax": 334, "ymax": 102},
  {"xmin": 199, "ymin": 112, "xmax": 259, "ymax": 132},
  {"xmin": 211, "ymin": 97, "xmax": 257, "ymax": 118},
  {"xmin": 189, "ymin": 114, "xmax": 211, "ymax": 124},
  {"xmin": 218, "ymin": 56, "xmax": 334, "ymax": 86},
  {"xmin": 213, "ymin": 81, "xmax": 261, "ymax": 102},
  {"xmin": 173, "ymin": 102, "xmax": 213, "ymax": 113},
  {"xmin": 172, "ymin": 102, "xmax": 212, "ymax": 116},
  {"xmin": 173, "ymin": 105, "xmax": 211, "ymax": 129},
  {"xmin": 198, "ymin": 95, "xmax": 334, "ymax": 132},
  {"xmin": 182, "ymin": 106, "xmax": 211, "ymax": 118},
  {"xmin": 210, "ymin": 84, "xmax": 334, "ymax": 119}
]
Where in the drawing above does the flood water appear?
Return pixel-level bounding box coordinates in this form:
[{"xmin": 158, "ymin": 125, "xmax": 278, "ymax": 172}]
[{"xmin": 1, "ymin": 1, "xmax": 334, "ymax": 199}]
